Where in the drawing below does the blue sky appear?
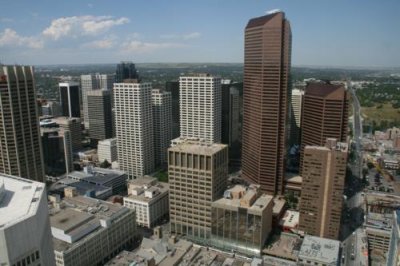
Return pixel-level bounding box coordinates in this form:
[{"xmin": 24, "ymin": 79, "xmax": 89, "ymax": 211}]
[{"xmin": 0, "ymin": 0, "xmax": 399, "ymax": 67}]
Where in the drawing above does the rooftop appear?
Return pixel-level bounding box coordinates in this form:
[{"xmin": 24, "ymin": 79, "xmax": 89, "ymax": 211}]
[
  {"xmin": 125, "ymin": 177, "xmax": 169, "ymax": 203},
  {"xmin": 98, "ymin": 138, "xmax": 117, "ymax": 146},
  {"xmin": 68, "ymin": 166, "xmax": 125, "ymax": 186},
  {"xmin": 170, "ymin": 137, "xmax": 227, "ymax": 154},
  {"xmin": 246, "ymin": 12, "xmax": 281, "ymax": 29},
  {"xmin": 305, "ymin": 82, "xmax": 345, "ymax": 99},
  {"xmin": 279, "ymin": 210, "xmax": 300, "ymax": 229},
  {"xmin": 298, "ymin": 235, "xmax": 340, "ymax": 265},
  {"xmin": 0, "ymin": 174, "xmax": 45, "ymax": 229}
]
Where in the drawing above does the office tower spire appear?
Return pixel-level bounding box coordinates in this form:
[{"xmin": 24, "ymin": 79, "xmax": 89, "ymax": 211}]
[
  {"xmin": 0, "ymin": 66, "xmax": 45, "ymax": 181},
  {"xmin": 242, "ymin": 12, "xmax": 292, "ymax": 195}
]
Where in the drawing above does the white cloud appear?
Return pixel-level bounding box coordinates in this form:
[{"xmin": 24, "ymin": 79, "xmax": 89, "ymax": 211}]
[
  {"xmin": 0, "ymin": 28, "xmax": 43, "ymax": 49},
  {"xmin": 160, "ymin": 32, "xmax": 201, "ymax": 40},
  {"xmin": 42, "ymin": 15, "xmax": 129, "ymax": 40},
  {"xmin": 122, "ymin": 40, "xmax": 185, "ymax": 53},
  {"xmin": 83, "ymin": 38, "xmax": 115, "ymax": 49},
  {"xmin": 183, "ymin": 32, "xmax": 201, "ymax": 40}
]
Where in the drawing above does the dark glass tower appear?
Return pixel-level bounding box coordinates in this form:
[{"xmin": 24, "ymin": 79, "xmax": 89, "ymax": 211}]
[
  {"xmin": 115, "ymin": 61, "xmax": 139, "ymax": 83},
  {"xmin": 59, "ymin": 82, "xmax": 80, "ymax": 118}
]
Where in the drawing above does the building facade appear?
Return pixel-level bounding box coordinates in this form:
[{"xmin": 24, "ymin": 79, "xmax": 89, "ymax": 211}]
[
  {"xmin": 242, "ymin": 12, "xmax": 292, "ymax": 195},
  {"xmin": 179, "ymin": 74, "xmax": 222, "ymax": 143},
  {"xmin": 152, "ymin": 89, "xmax": 173, "ymax": 167},
  {"xmin": 98, "ymin": 138, "xmax": 118, "ymax": 163},
  {"xmin": 59, "ymin": 81, "xmax": 81, "ymax": 118},
  {"xmin": 81, "ymin": 74, "xmax": 114, "ymax": 129},
  {"xmin": 0, "ymin": 174, "xmax": 55, "ymax": 266},
  {"xmin": 87, "ymin": 89, "xmax": 113, "ymax": 142},
  {"xmin": 168, "ymin": 139, "xmax": 228, "ymax": 243},
  {"xmin": 114, "ymin": 82, "xmax": 154, "ymax": 178},
  {"xmin": 0, "ymin": 65, "xmax": 45, "ymax": 181},
  {"xmin": 211, "ymin": 185, "xmax": 273, "ymax": 256},
  {"xmin": 165, "ymin": 81, "xmax": 180, "ymax": 139},
  {"xmin": 50, "ymin": 117, "xmax": 82, "ymax": 152},
  {"xmin": 123, "ymin": 177, "xmax": 169, "ymax": 228},
  {"xmin": 299, "ymin": 139, "xmax": 348, "ymax": 240},
  {"xmin": 300, "ymin": 82, "xmax": 349, "ymax": 174}
]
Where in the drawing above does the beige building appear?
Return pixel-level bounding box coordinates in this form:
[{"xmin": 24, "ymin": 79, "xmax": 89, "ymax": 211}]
[
  {"xmin": 124, "ymin": 176, "xmax": 169, "ymax": 228},
  {"xmin": 211, "ymin": 185, "xmax": 273, "ymax": 256},
  {"xmin": 50, "ymin": 194, "xmax": 137, "ymax": 266},
  {"xmin": 299, "ymin": 138, "xmax": 348, "ymax": 240},
  {"xmin": 51, "ymin": 117, "xmax": 82, "ymax": 152},
  {"xmin": 97, "ymin": 138, "xmax": 118, "ymax": 163},
  {"xmin": 0, "ymin": 65, "xmax": 45, "ymax": 181},
  {"xmin": 168, "ymin": 138, "xmax": 228, "ymax": 243}
]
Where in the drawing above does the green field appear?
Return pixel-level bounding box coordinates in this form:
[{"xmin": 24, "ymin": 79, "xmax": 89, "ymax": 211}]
[{"xmin": 361, "ymin": 103, "xmax": 400, "ymax": 129}]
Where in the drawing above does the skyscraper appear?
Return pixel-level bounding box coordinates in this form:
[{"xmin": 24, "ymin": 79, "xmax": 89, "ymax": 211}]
[
  {"xmin": 114, "ymin": 81, "xmax": 154, "ymax": 178},
  {"xmin": 168, "ymin": 139, "xmax": 228, "ymax": 243},
  {"xmin": 152, "ymin": 89, "xmax": 173, "ymax": 167},
  {"xmin": 299, "ymin": 82, "xmax": 349, "ymax": 174},
  {"xmin": 179, "ymin": 74, "xmax": 221, "ymax": 143},
  {"xmin": 221, "ymin": 80, "xmax": 242, "ymax": 167},
  {"xmin": 59, "ymin": 81, "xmax": 81, "ymax": 118},
  {"xmin": 289, "ymin": 88, "xmax": 304, "ymax": 146},
  {"xmin": 115, "ymin": 61, "xmax": 139, "ymax": 83},
  {"xmin": 299, "ymin": 139, "xmax": 348, "ymax": 240},
  {"xmin": 81, "ymin": 74, "xmax": 114, "ymax": 129},
  {"xmin": 0, "ymin": 65, "xmax": 44, "ymax": 181},
  {"xmin": 165, "ymin": 81, "xmax": 180, "ymax": 139},
  {"xmin": 0, "ymin": 174, "xmax": 55, "ymax": 265},
  {"xmin": 87, "ymin": 89, "xmax": 113, "ymax": 142},
  {"xmin": 242, "ymin": 11, "xmax": 292, "ymax": 195}
]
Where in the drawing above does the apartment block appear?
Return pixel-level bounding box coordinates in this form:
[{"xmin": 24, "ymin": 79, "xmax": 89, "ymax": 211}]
[{"xmin": 98, "ymin": 138, "xmax": 118, "ymax": 163}]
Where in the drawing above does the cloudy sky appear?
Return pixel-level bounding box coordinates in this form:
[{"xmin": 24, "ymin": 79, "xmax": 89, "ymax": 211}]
[{"xmin": 0, "ymin": 0, "xmax": 399, "ymax": 67}]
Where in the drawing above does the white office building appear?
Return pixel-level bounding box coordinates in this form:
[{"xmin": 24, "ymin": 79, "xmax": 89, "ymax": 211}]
[
  {"xmin": 114, "ymin": 82, "xmax": 154, "ymax": 178},
  {"xmin": 290, "ymin": 88, "xmax": 304, "ymax": 145},
  {"xmin": 98, "ymin": 138, "xmax": 118, "ymax": 163},
  {"xmin": 179, "ymin": 74, "xmax": 221, "ymax": 143},
  {"xmin": 0, "ymin": 174, "xmax": 55, "ymax": 266},
  {"xmin": 151, "ymin": 89, "xmax": 173, "ymax": 167},
  {"xmin": 123, "ymin": 176, "xmax": 169, "ymax": 228}
]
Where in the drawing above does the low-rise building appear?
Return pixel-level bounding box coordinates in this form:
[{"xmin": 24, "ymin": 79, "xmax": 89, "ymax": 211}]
[
  {"xmin": 210, "ymin": 184, "xmax": 273, "ymax": 256},
  {"xmin": 98, "ymin": 138, "xmax": 118, "ymax": 163},
  {"xmin": 297, "ymin": 235, "xmax": 340, "ymax": 266},
  {"xmin": 49, "ymin": 195, "xmax": 137, "ymax": 266},
  {"xmin": 123, "ymin": 176, "xmax": 169, "ymax": 228},
  {"xmin": 0, "ymin": 174, "xmax": 55, "ymax": 266},
  {"xmin": 284, "ymin": 174, "xmax": 302, "ymax": 197},
  {"xmin": 280, "ymin": 210, "xmax": 300, "ymax": 233}
]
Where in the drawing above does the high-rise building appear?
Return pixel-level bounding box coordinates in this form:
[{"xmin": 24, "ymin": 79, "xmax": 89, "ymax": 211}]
[
  {"xmin": 242, "ymin": 11, "xmax": 292, "ymax": 195},
  {"xmin": 98, "ymin": 138, "xmax": 118, "ymax": 164},
  {"xmin": 289, "ymin": 88, "xmax": 304, "ymax": 145},
  {"xmin": 300, "ymin": 82, "xmax": 349, "ymax": 174},
  {"xmin": 221, "ymin": 80, "xmax": 242, "ymax": 167},
  {"xmin": 59, "ymin": 81, "xmax": 81, "ymax": 118},
  {"xmin": 115, "ymin": 61, "xmax": 139, "ymax": 83},
  {"xmin": 50, "ymin": 117, "xmax": 82, "ymax": 152},
  {"xmin": 179, "ymin": 74, "xmax": 221, "ymax": 143},
  {"xmin": 299, "ymin": 139, "xmax": 348, "ymax": 240},
  {"xmin": 40, "ymin": 127, "xmax": 73, "ymax": 176},
  {"xmin": 87, "ymin": 89, "xmax": 113, "ymax": 142},
  {"xmin": 165, "ymin": 81, "xmax": 180, "ymax": 139},
  {"xmin": 0, "ymin": 174, "xmax": 55, "ymax": 265},
  {"xmin": 168, "ymin": 139, "xmax": 228, "ymax": 243},
  {"xmin": 81, "ymin": 74, "xmax": 114, "ymax": 129},
  {"xmin": 0, "ymin": 65, "xmax": 45, "ymax": 181},
  {"xmin": 152, "ymin": 89, "xmax": 173, "ymax": 167},
  {"xmin": 114, "ymin": 82, "xmax": 154, "ymax": 178}
]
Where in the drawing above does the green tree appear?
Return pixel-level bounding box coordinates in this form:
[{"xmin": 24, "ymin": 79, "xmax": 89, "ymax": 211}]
[{"xmin": 100, "ymin": 159, "xmax": 111, "ymax": 168}]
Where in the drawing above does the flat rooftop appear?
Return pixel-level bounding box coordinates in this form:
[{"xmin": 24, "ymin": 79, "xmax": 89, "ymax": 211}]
[
  {"xmin": 298, "ymin": 235, "xmax": 340, "ymax": 265},
  {"xmin": 51, "ymin": 178, "xmax": 111, "ymax": 198},
  {"xmin": 170, "ymin": 138, "xmax": 227, "ymax": 154},
  {"xmin": 68, "ymin": 167, "xmax": 125, "ymax": 186},
  {"xmin": 0, "ymin": 174, "xmax": 45, "ymax": 229},
  {"xmin": 50, "ymin": 208, "xmax": 95, "ymax": 232},
  {"xmin": 125, "ymin": 182, "xmax": 169, "ymax": 204}
]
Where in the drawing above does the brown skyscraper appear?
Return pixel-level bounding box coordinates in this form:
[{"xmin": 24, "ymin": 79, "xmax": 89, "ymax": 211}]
[
  {"xmin": 300, "ymin": 82, "xmax": 349, "ymax": 174},
  {"xmin": 242, "ymin": 11, "xmax": 291, "ymax": 195},
  {"xmin": 0, "ymin": 66, "xmax": 44, "ymax": 181},
  {"xmin": 299, "ymin": 139, "xmax": 348, "ymax": 240}
]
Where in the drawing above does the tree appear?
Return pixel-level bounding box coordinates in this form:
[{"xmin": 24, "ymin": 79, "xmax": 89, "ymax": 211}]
[{"xmin": 100, "ymin": 159, "xmax": 111, "ymax": 168}]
